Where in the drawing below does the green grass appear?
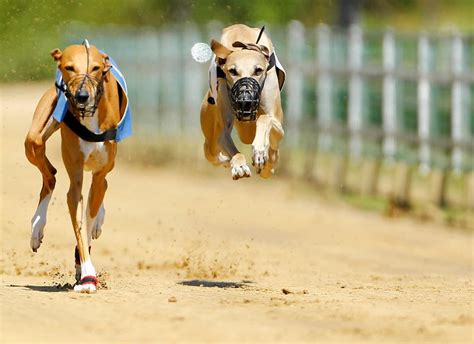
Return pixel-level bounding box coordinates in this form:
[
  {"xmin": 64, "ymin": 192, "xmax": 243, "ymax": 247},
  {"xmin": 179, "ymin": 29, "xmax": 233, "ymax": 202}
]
[{"xmin": 340, "ymin": 192, "xmax": 389, "ymax": 213}]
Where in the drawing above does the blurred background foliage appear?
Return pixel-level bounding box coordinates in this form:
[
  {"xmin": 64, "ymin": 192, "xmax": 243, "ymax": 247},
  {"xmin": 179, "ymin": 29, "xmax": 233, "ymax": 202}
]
[{"xmin": 0, "ymin": 0, "xmax": 473, "ymax": 81}]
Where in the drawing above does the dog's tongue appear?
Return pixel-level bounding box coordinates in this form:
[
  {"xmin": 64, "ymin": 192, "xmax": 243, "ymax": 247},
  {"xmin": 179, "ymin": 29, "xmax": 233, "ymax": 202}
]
[{"xmin": 191, "ymin": 42, "xmax": 213, "ymax": 63}]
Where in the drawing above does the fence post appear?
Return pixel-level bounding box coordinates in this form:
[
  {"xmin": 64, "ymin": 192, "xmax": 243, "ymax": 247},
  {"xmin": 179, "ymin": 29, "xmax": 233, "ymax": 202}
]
[
  {"xmin": 285, "ymin": 21, "xmax": 305, "ymax": 148},
  {"xmin": 284, "ymin": 21, "xmax": 305, "ymax": 177},
  {"xmin": 317, "ymin": 24, "xmax": 332, "ymax": 150},
  {"xmin": 383, "ymin": 29, "xmax": 397, "ymax": 161},
  {"xmin": 183, "ymin": 24, "xmax": 204, "ymax": 135},
  {"xmin": 158, "ymin": 28, "xmax": 182, "ymax": 136},
  {"xmin": 348, "ymin": 24, "xmax": 363, "ymax": 159},
  {"xmin": 450, "ymin": 33, "xmax": 473, "ymax": 209},
  {"xmin": 417, "ymin": 32, "xmax": 431, "ymax": 174},
  {"xmin": 181, "ymin": 24, "xmax": 206, "ymax": 162},
  {"xmin": 451, "ymin": 33, "xmax": 465, "ymax": 174}
]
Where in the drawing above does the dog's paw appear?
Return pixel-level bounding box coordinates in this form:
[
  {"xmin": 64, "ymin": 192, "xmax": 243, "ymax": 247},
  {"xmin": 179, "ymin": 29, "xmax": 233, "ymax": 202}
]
[
  {"xmin": 232, "ymin": 164, "xmax": 251, "ymax": 180},
  {"xmin": 91, "ymin": 205, "xmax": 105, "ymax": 240},
  {"xmin": 30, "ymin": 216, "xmax": 46, "ymax": 252},
  {"xmin": 74, "ymin": 275, "xmax": 97, "ymax": 294},
  {"xmin": 260, "ymin": 166, "xmax": 275, "ymax": 179},
  {"xmin": 230, "ymin": 154, "xmax": 251, "ymax": 180},
  {"xmin": 252, "ymin": 146, "xmax": 270, "ymax": 174}
]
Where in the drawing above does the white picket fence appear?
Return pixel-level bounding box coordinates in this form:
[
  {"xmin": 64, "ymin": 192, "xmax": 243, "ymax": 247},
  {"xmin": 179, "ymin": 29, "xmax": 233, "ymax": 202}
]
[{"xmin": 64, "ymin": 22, "xmax": 474, "ymax": 174}]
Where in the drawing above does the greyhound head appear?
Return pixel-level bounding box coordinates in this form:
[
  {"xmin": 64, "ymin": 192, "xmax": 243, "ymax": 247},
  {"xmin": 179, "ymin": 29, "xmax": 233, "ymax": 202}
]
[
  {"xmin": 51, "ymin": 44, "xmax": 111, "ymax": 117},
  {"xmin": 211, "ymin": 39, "xmax": 271, "ymax": 121}
]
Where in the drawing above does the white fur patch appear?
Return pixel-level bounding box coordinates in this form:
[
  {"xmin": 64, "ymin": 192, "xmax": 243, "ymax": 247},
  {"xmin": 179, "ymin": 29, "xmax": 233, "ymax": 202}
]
[
  {"xmin": 218, "ymin": 152, "xmax": 230, "ymax": 164},
  {"xmin": 74, "ymin": 283, "xmax": 96, "ymax": 294},
  {"xmin": 80, "ymin": 258, "xmax": 96, "ymax": 277},
  {"xmin": 79, "ymin": 114, "xmax": 109, "ymax": 172},
  {"xmin": 30, "ymin": 193, "xmax": 52, "ymax": 252}
]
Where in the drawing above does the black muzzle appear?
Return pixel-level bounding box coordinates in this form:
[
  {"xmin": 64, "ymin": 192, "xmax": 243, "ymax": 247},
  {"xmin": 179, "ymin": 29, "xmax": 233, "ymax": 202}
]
[{"xmin": 230, "ymin": 77, "xmax": 262, "ymax": 121}]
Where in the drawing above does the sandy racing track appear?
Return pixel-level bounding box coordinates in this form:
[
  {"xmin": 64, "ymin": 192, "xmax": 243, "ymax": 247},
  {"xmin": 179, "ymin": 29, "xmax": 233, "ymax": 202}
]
[{"xmin": 1, "ymin": 84, "xmax": 473, "ymax": 343}]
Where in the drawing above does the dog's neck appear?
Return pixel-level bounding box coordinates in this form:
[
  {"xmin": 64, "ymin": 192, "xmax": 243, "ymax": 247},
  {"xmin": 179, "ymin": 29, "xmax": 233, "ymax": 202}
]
[{"xmin": 79, "ymin": 109, "xmax": 101, "ymax": 134}]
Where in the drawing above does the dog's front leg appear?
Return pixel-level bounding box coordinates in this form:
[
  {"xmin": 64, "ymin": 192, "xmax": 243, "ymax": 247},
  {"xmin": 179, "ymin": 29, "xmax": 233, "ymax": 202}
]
[
  {"xmin": 25, "ymin": 86, "xmax": 60, "ymax": 252},
  {"xmin": 252, "ymin": 114, "xmax": 284, "ymax": 177},
  {"xmin": 252, "ymin": 72, "xmax": 284, "ymax": 178},
  {"xmin": 219, "ymin": 122, "xmax": 251, "ymax": 180},
  {"xmin": 217, "ymin": 85, "xmax": 251, "ymax": 180}
]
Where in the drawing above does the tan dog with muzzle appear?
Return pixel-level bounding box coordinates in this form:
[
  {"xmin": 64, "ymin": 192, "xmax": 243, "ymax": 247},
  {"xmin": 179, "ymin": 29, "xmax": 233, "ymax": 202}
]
[
  {"xmin": 24, "ymin": 43, "xmax": 129, "ymax": 293},
  {"xmin": 200, "ymin": 24, "xmax": 286, "ymax": 180}
]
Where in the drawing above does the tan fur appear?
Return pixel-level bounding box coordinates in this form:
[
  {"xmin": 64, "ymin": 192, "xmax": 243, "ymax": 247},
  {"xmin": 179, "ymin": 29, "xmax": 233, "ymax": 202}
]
[
  {"xmin": 200, "ymin": 24, "xmax": 285, "ymax": 180},
  {"xmin": 25, "ymin": 44, "xmax": 122, "ymax": 280}
]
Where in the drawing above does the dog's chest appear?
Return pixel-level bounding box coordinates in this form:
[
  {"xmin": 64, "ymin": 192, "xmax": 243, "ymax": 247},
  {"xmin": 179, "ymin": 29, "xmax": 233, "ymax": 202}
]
[{"xmin": 79, "ymin": 116, "xmax": 109, "ymax": 172}]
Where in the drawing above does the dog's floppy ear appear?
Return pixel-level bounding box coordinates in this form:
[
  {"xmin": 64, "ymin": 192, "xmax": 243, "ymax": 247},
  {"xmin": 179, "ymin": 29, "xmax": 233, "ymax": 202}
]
[
  {"xmin": 50, "ymin": 48, "xmax": 62, "ymax": 61},
  {"xmin": 102, "ymin": 53, "xmax": 112, "ymax": 73},
  {"xmin": 210, "ymin": 39, "xmax": 232, "ymax": 60},
  {"xmin": 102, "ymin": 53, "xmax": 112, "ymax": 81}
]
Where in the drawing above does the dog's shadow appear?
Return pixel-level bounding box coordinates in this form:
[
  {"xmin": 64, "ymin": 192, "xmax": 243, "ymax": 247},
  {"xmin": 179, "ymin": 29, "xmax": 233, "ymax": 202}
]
[
  {"xmin": 178, "ymin": 279, "xmax": 252, "ymax": 289},
  {"xmin": 8, "ymin": 283, "xmax": 74, "ymax": 293}
]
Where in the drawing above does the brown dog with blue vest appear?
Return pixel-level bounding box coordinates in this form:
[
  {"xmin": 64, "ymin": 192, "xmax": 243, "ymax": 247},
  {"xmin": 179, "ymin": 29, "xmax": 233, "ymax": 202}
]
[
  {"xmin": 200, "ymin": 24, "xmax": 286, "ymax": 180},
  {"xmin": 24, "ymin": 41, "xmax": 130, "ymax": 293}
]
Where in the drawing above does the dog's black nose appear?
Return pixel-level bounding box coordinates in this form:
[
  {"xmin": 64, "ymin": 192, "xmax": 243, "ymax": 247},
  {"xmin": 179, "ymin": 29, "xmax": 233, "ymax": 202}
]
[{"xmin": 75, "ymin": 89, "xmax": 89, "ymax": 104}]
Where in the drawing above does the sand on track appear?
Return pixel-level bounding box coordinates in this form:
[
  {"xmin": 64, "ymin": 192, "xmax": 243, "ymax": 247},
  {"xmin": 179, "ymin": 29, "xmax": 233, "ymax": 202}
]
[{"xmin": 0, "ymin": 83, "xmax": 473, "ymax": 343}]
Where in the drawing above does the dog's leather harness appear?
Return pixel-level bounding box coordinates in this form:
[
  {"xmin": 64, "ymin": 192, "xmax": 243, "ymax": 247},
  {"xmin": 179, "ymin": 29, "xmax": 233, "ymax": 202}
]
[{"xmin": 63, "ymin": 110, "xmax": 117, "ymax": 142}]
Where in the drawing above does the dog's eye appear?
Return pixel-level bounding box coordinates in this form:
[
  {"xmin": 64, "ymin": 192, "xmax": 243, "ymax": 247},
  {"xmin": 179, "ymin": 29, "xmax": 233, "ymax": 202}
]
[
  {"xmin": 228, "ymin": 68, "xmax": 238, "ymax": 76},
  {"xmin": 65, "ymin": 66, "xmax": 75, "ymax": 72},
  {"xmin": 92, "ymin": 66, "xmax": 100, "ymax": 72},
  {"xmin": 254, "ymin": 67, "xmax": 264, "ymax": 75}
]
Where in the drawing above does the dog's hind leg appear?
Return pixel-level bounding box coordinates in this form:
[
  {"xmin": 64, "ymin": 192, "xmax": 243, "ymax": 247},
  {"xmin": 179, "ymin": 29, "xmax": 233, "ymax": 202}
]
[{"xmin": 25, "ymin": 86, "xmax": 60, "ymax": 252}]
